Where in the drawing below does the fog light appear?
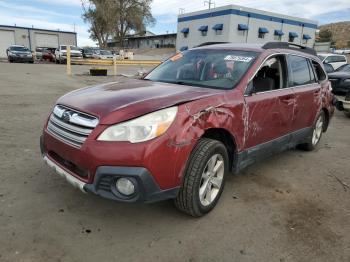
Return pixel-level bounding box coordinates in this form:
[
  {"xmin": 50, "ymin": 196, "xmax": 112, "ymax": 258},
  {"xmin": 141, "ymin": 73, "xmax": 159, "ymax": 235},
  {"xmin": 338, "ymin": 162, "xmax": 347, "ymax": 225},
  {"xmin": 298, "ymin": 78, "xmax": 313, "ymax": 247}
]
[{"xmin": 116, "ymin": 178, "xmax": 135, "ymax": 196}]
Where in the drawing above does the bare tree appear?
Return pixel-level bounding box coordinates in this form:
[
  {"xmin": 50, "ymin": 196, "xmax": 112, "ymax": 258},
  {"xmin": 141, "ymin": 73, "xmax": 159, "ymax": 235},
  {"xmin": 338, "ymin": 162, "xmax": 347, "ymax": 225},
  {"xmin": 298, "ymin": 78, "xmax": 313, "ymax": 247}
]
[{"xmin": 82, "ymin": 0, "xmax": 155, "ymax": 48}]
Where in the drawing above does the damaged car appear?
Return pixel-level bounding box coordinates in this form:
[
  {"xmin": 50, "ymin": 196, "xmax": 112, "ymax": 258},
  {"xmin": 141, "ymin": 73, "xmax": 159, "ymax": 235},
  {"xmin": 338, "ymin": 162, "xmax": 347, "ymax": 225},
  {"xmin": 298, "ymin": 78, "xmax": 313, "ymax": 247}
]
[{"xmin": 41, "ymin": 42, "xmax": 334, "ymax": 217}]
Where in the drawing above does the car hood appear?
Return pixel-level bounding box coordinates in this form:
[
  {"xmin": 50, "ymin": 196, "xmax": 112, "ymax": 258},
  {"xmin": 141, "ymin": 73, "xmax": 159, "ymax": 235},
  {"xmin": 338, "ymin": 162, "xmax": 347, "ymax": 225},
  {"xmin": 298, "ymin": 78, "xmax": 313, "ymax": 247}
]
[
  {"xmin": 328, "ymin": 72, "xmax": 350, "ymax": 78},
  {"xmin": 57, "ymin": 79, "xmax": 224, "ymax": 124},
  {"xmin": 11, "ymin": 51, "xmax": 31, "ymax": 55}
]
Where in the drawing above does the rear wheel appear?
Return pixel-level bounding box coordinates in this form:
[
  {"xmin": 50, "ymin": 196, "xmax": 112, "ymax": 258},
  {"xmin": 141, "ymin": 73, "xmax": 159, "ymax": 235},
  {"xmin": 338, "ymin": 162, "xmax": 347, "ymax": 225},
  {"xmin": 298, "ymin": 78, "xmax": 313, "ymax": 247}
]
[
  {"xmin": 298, "ymin": 111, "xmax": 325, "ymax": 151},
  {"xmin": 174, "ymin": 138, "xmax": 228, "ymax": 217}
]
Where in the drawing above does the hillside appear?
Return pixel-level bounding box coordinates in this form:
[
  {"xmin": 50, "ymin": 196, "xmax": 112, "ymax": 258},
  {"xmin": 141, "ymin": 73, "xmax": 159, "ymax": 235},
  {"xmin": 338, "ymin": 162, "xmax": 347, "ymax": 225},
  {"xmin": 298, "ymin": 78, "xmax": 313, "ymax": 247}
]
[{"xmin": 318, "ymin": 21, "xmax": 350, "ymax": 48}]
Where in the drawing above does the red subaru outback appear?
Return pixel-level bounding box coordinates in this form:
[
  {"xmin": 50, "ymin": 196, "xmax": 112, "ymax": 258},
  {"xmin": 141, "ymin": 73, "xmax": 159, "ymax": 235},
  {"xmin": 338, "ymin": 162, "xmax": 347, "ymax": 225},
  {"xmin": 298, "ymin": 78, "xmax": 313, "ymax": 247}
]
[{"xmin": 41, "ymin": 42, "xmax": 334, "ymax": 217}]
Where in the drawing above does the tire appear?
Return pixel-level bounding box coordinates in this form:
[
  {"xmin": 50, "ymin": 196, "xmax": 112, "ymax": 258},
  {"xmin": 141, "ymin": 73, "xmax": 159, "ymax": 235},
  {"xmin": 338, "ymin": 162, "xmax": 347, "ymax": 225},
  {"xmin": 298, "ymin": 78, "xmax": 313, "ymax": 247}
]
[
  {"xmin": 174, "ymin": 138, "xmax": 229, "ymax": 217},
  {"xmin": 344, "ymin": 111, "xmax": 350, "ymax": 118},
  {"xmin": 298, "ymin": 111, "xmax": 325, "ymax": 151}
]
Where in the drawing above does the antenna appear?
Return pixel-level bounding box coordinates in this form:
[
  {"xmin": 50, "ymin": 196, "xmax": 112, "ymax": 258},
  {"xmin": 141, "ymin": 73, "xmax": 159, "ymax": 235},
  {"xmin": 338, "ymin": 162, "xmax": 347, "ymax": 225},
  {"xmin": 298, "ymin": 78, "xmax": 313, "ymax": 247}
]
[
  {"xmin": 179, "ymin": 8, "xmax": 185, "ymax": 14},
  {"xmin": 204, "ymin": 0, "xmax": 215, "ymax": 9}
]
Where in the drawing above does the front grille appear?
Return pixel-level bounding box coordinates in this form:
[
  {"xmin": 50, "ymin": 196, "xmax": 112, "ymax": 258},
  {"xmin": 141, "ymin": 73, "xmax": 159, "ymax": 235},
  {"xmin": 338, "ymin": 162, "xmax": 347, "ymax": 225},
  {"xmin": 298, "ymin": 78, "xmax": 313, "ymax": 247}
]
[
  {"xmin": 49, "ymin": 151, "xmax": 89, "ymax": 178},
  {"xmin": 47, "ymin": 105, "xmax": 99, "ymax": 148}
]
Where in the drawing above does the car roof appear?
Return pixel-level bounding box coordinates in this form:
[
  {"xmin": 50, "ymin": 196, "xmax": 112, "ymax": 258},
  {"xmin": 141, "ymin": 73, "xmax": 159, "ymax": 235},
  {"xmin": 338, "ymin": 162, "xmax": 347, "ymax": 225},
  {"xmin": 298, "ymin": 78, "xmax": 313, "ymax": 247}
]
[
  {"xmin": 10, "ymin": 45, "xmax": 25, "ymax": 47},
  {"xmin": 318, "ymin": 53, "xmax": 345, "ymax": 56},
  {"xmin": 192, "ymin": 43, "xmax": 318, "ymax": 59}
]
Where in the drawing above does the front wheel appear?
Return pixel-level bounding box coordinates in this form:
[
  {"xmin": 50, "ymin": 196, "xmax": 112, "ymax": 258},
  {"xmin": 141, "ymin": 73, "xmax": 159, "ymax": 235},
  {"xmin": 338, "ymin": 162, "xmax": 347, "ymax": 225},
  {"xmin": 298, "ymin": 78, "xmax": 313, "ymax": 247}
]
[
  {"xmin": 298, "ymin": 111, "xmax": 325, "ymax": 151},
  {"xmin": 175, "ymin": 138, "xmax": 228, "ymax": 217}
]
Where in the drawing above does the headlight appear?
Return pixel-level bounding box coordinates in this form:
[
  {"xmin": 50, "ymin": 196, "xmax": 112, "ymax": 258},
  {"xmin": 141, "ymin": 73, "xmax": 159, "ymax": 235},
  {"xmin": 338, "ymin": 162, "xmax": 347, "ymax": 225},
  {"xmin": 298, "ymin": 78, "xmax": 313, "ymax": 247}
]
[{"xmin": 97, "ymin": 107, "xmax": 178, "ymax": 143}]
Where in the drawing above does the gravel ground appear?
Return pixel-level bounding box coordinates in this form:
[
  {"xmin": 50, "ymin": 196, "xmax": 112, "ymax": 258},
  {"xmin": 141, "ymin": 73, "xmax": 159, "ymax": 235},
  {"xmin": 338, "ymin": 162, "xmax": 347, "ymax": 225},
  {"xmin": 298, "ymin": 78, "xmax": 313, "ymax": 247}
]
[{"xmin": 0, "ymin": 62, "xmax": 349, "ymax": 262}]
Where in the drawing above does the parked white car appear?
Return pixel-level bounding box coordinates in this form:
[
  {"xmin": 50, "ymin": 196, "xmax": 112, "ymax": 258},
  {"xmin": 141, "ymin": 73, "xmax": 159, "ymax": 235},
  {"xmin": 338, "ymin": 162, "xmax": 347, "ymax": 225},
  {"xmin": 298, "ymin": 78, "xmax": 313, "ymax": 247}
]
[
  {"xmin": 55, "ymin": 45, "xmax": 83, "ymax": 64},
  {"xmin": 92, "ymin": 50, "xmax": 119, "ymax": 60},
  {"xmin": 317, "ymin": 53, "xmax": 348, "ymax": 70},
  {"xmin": 334, "ymin": 49, "xmax": 350, "ymax": 55}
]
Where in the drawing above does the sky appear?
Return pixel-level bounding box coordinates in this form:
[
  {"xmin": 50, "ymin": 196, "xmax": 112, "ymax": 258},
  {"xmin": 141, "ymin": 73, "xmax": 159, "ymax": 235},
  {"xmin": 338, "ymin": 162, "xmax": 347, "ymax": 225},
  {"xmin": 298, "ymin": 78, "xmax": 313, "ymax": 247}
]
[{"xmin": 0, "ymin": 0, "xmax": 349, "ymax": 46}]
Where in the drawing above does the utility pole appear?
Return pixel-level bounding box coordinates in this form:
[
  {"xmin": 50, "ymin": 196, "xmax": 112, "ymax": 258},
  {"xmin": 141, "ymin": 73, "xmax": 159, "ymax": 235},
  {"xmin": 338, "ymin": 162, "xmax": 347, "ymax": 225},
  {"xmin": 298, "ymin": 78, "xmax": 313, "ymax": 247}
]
[{"xmin": 204, "ymin": 0, "xmax": 215, "ymax": 10}]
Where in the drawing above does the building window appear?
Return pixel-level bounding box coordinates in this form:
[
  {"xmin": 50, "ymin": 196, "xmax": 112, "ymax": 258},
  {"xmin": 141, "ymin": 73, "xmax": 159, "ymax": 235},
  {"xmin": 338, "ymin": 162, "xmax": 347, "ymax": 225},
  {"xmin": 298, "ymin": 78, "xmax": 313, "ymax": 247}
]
[
  {"xmin": 198, "ymin": 25, "xmax": 208, "ymax": 36},
  {"xmin": 302, "ymin": 34, "xmax": 311, "ymax": 45},
  {"xmin": 212, "ymin": 24, "xmax": 223, "ymax": 35},
  {"xmin": 289, "ymin": 32, "xmax": 298, "ymax": 43},
  {"xmin": 274, "ymin": 30, "xmax": 284, "ymax": 41},
  {"xmin": 258, "ymin": 27, "xmax": 269, "ymax": 39},
  {"xmin": 181, "ymin": 27, "xmax": 189, "ymax": 38},
  {"xmin": 274, "ymin": 35, "xmax": 282, "ymax": 41}
]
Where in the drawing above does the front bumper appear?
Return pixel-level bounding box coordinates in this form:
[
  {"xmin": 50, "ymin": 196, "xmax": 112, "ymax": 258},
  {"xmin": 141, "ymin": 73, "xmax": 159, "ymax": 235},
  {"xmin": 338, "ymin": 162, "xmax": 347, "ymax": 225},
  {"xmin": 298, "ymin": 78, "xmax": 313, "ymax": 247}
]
[
  {"xmin": 9, "ymin": 55, "xmax": 34, "ymax": 62},
  {"xmin": 41, "ymin": 137, "xmax": 179, "ymax": 203}
]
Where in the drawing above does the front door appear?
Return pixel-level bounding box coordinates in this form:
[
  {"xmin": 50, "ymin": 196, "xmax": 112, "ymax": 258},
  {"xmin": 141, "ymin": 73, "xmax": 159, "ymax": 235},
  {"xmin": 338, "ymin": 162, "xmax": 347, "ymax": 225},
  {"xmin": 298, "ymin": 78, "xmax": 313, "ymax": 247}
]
[{"xmin": 244, "ymin": 54, "xmax": 295, "ymax": 149}]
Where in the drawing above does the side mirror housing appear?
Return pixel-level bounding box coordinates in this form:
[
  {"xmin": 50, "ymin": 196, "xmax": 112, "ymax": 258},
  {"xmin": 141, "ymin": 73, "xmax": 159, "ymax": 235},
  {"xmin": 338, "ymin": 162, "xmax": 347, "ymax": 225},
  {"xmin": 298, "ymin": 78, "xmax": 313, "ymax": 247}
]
[
  {"xmin": 323, "ymin": 63, "xmax": 334, "ymax": 74},
  {"xmin": 244, "ymin": 81, "xmax": 255, "ymax": 96}
]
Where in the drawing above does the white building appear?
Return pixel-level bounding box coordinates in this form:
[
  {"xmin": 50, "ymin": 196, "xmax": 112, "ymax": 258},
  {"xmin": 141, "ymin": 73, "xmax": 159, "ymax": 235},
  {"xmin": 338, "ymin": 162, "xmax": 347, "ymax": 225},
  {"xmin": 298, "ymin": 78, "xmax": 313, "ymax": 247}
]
[
  {"xmin": 0, "ymin": 25, "xmax": 77, "ymax": 57},
  {"xmin": 176, "ymin": 5, "xmax": 318, "ymax": 51}
]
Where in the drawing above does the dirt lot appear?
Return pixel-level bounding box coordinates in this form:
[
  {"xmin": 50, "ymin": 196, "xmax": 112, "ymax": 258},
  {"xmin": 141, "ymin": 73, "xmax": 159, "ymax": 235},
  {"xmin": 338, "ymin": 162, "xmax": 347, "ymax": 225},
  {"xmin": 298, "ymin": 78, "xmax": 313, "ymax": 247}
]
[{"xmin": 0, "ymin": 62, "xmax": 349, "ymax": 262}]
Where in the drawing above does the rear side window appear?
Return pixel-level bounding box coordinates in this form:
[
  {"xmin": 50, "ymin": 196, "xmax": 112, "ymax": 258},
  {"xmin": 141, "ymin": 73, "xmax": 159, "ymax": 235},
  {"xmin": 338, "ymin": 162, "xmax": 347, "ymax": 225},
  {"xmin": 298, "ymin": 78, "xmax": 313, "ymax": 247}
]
[
  {"xmin": 312, "ymin": 60, "xmax": 327, "ymax": 82},
  {"xmin": 287, "ymin": 55, "xmax": 313, "ymax": 86}
]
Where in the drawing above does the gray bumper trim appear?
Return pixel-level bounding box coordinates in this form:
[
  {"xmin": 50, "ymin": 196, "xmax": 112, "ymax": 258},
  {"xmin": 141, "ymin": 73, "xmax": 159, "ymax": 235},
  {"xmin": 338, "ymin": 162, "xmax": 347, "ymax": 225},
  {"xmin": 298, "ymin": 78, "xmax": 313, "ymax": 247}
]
[{"xmin": 43, "ymin": 155, "xmax": 87, "ymax": 193}]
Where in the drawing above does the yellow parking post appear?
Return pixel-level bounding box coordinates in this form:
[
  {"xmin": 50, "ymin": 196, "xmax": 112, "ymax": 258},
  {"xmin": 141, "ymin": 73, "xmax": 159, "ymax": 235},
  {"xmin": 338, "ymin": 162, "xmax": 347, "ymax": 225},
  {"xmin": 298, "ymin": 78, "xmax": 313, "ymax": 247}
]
[
  {"xmin": 113, "ymin": 56, "xmax": 117, "ymax": 76},
  {"xmin": 66, "ymin": 45, "xmax": 71, "ymax": 76}
]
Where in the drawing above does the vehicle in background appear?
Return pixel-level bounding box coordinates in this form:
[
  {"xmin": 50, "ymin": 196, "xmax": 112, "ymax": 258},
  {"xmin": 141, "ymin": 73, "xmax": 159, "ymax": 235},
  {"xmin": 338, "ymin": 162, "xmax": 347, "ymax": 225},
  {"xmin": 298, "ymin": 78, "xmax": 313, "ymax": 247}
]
[
  {"xmin": 328, "ymin": 64, "xmax": 350, "ymax": 117},
  {"xmin": 6, "ymin": 45, "xmax": 34, "ymax": 63},
  {"xmin": 317, "ymin": 53, "xmax": 347, "ymax": 70},
  {"xmin": 323, "ymin": 63, "xmax": 334, "ymax": 74},
  {"xmin": 92, "ymin": 50, "xmax": 119, "ymax": 60},
  {"xmin": 35, "ymin": 47, "xmax": 55, "ymax": 62},
  {"xmin": 82, "ymin": 48, "xmax": 95, "ymax": 58},
  {"xmin": 41, "ymin": 42, "xmax": 334, "ymax": 217},
  {"xmin": 54, "ymin": 45, "xmax": 83, "ymax": 64},
  {"xmin": 334, "ymin": 49, "xmax": 350, "ymax": 55}
]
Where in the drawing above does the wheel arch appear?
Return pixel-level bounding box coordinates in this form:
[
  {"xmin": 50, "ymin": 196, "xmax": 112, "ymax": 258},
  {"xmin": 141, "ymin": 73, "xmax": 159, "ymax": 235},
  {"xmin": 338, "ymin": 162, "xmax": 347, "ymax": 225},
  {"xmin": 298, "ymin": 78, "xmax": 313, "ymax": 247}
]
[{"xmin": 201, "ymin": 128, "xmax": 237, "ymax": 172}]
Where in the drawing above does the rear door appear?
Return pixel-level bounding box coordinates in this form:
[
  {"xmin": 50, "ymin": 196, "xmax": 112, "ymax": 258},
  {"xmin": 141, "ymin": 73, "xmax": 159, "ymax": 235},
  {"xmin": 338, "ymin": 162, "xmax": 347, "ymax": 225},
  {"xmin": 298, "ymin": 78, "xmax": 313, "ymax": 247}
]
[{"xmin": 287, "ymin": 55, "xmax": 320, "ymax": 131}]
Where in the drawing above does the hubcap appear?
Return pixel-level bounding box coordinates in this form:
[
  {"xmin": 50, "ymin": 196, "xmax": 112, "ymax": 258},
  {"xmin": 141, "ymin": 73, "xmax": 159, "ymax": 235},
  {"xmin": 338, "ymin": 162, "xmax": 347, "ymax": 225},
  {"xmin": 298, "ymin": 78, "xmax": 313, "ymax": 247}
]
[
  {"xmin": 312, "ymin": 115, "xmax": 323, "ymax": 146},
  {"xmin": 199, "ymin": 154, "xmax": 225, "ymax": 206}
]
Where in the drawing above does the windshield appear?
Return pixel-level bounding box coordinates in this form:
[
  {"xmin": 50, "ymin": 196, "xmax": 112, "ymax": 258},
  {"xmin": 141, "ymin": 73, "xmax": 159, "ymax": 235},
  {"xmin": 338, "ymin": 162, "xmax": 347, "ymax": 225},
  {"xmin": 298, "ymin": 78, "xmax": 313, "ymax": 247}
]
[
  {"xmin": 61, "ymin": 46, "xmax": 80, "ymax": 51},
  {"xmin": 336, "ymin": 64, "xmax": 350, "ymax": 72},
  {"xmin": 10, "ymin": 46, "xmax": 29, "ymax": 52},
  {"xmin": 145, "ymin": 49, "xmax": 258, "ymax": 90},
  {"xmin": 100, "ymin": 50, "xmax": 112, "ymax": 55}
]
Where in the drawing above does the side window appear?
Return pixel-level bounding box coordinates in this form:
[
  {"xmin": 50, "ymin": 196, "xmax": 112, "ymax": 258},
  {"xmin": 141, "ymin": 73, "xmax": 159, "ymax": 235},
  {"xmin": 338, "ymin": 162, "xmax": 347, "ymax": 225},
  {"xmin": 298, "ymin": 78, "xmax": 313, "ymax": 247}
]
[
  {"xmin": 287, "ymin": 55, "xmax": 312, "ymax": 86},
  {"xmin": 252, "ymin": 55, "xmax": 286, "ymax": 93},
  {"xmin": 312, "ymin": 60, "xmax": 327, "ymax": 82},
  {"xmin": 307, "ymin": 59, "xmax": 316, "ymax": 83}
]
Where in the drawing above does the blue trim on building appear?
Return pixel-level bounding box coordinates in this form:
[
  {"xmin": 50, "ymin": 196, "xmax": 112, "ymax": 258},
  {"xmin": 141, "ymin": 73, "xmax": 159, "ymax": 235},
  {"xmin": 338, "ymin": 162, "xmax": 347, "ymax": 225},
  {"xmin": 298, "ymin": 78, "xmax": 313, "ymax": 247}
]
[
  {"xmin": 198, "ymin": 25, "xmax": 208, "ymax": 31},
  {"xmin": 259, "ymin": 27, "xmax": 269, "ymax": 33},
  {"xmin": 178, "ymin": 8, "xmax": 317, "ymax": 29},
  {"xmin": 238, "ymin": 24, "xmax": 249, "ymax": 31},
  {"xmin": 0, "ymin": 24, "xmax": 76, "ymax": 34},
  {"xmin": 212, "ymin": 24, "xmax": 223, "ymax": 30}
]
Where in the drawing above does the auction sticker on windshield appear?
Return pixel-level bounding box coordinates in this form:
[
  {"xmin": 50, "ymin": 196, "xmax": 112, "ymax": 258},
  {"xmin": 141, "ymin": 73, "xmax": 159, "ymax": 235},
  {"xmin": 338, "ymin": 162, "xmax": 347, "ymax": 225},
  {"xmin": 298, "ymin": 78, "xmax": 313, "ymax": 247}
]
[{"xmin": 224, "ymin": 55, "xmax": 254, "ymax": 62}]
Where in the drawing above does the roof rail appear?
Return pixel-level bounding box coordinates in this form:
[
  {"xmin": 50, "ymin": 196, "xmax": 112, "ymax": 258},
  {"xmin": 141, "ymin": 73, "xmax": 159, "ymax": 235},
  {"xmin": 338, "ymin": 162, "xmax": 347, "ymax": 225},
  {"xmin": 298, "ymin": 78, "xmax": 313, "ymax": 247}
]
[
  {"xmin": 262, "ymin": 42, "xmax": 317, "ymax": 56},
  {"xmin": 195, "ymin": 42, "xmax": 230, "ymax": 47}
]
